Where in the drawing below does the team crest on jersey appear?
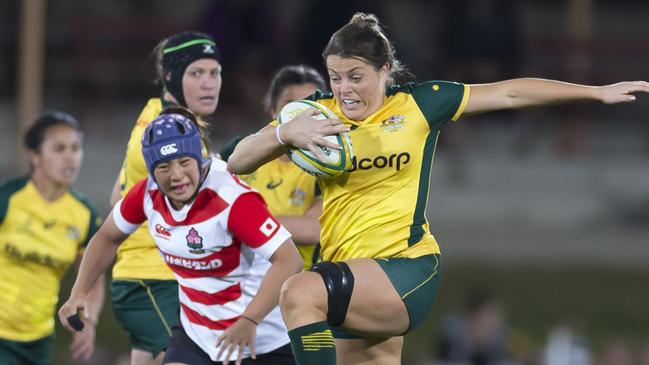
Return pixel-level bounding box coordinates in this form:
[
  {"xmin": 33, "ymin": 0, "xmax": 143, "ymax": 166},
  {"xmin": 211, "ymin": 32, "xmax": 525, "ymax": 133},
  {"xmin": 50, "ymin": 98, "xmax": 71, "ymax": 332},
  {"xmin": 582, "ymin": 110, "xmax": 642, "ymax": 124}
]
[
  {"xmin": 66, "ymin": 225, "xmax": 80, "ymax": 240},
  {"xmin": 155, "ymin": 224, "xmax": 172, "ymax": 239},
  {"xmin": 289, "ymin": 188, "xmax": 306, "ymax": 206},
  {"xmin": 380, "ymin": 115, "xmax": 406, "ymax": 132},
  {"xmin": 186, "ymin": 228, "xmax": 205, "ymax": 254}
]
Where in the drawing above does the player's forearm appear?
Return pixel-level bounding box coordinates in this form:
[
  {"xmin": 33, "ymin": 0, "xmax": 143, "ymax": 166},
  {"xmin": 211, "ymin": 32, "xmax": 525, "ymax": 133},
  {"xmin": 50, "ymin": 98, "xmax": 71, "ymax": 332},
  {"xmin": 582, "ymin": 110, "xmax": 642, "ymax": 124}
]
[
  {"xmin": 504, "ymin": 78, "xmax": 599, "ymax": 106},
  {"xmin": 85, "ymin": 274, "xmax": 106, "ymax": 324},
  {"xmin": 228, "ymin": 127, "xmax": 285, "ymax": 175},
  {"xmin": 242, "ymin": 241, "xmax": 302, "ymax": 323},
  {"xmin": 277, "ymin": 215, "xmax": 320, "ymax": 245},
  {"xmin": 71, "ymin": 232, "xmax": 119, "ymax": 297},
  {"xmin": 467, "ymin": 78, "xmax": 600, "ymax": 114},
  {"xmin": 109, "ymin": 175, "xmax": 121, "ymax": 207}
]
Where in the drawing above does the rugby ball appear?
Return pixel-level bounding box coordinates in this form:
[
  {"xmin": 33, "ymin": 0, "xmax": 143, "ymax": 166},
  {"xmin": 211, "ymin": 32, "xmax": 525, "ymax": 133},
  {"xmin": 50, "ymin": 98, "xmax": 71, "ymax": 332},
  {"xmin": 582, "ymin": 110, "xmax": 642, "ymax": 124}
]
[{"xmin": 278, "ymin": 100, "xmax": 354, "ymax": 178}]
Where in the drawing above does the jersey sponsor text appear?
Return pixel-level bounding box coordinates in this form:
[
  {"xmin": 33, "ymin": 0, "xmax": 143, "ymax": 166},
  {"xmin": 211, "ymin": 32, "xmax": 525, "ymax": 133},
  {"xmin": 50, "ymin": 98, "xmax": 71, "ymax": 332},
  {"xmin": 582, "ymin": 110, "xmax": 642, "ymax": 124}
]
[{"xmin": 348, "ymin": 152, "xmax": 411, "ymax": 172}]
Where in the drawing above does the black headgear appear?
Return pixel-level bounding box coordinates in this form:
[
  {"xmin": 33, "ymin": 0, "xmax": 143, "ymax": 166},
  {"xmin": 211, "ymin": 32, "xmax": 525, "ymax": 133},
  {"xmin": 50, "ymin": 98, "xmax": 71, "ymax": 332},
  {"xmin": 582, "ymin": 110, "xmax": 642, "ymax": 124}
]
[{"xmin": 162, "ymin": 31, "xmax": 221, "ymax": 107}]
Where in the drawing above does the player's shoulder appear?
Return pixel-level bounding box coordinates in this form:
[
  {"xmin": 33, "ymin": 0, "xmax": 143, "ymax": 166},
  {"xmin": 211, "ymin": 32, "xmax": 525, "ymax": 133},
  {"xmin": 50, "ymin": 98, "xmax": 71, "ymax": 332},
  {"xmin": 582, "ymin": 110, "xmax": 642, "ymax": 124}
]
[
  {"xmin": 124, "ymin": 176, "xmax": 158, "ymax": 201},
  {"xmin": 0, "ymin": 176, "xmax": 29, "ymax": 196},
  {"xmin": 203, "ymin": 159, "xmax": 256, "ymax": 204},
  {"xmin": 386, "ymin": 80, "xmax": 464, "ymax": 97},
  {"xmin": 0, "ymin": 176, "xmax": 30, "ymax": 222},
  {"xmin": 134, "ymin": 98, "xmax": 163, "ymax": 128},
  {"xmin": 68, "ymin": 188, "xmax": 98, "ymax": 213}
]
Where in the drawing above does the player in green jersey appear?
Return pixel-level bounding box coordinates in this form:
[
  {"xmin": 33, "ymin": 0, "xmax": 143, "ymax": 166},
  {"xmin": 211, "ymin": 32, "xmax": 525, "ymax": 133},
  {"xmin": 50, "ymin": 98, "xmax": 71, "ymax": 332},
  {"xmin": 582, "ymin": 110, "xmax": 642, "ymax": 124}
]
[
  {"xmin": 0, "ymin": 112, "xmax": 103, "ymax": 364},
  {"xmin": 228, "ymin": 13, "xmax": 649, "ymax": 365}
]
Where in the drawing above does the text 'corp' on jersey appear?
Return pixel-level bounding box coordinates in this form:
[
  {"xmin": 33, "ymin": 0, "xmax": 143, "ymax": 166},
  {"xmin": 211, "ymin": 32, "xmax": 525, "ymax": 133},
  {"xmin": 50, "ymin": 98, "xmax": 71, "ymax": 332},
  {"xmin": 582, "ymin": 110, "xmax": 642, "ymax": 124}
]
[{"xmin": 347, "ymin": 152, "xmax": 410, "ymax": 172}]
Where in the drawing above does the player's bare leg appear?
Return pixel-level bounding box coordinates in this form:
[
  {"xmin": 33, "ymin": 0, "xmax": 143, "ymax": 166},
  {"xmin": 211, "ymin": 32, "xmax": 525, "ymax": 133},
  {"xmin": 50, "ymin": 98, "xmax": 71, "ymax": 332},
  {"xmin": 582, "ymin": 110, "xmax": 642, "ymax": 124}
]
[
  {"xmin": 336, "ymin": 336, "xmax": 403, "ymax": 365},
  {"xmin": 281, "ymin": 258, "xmax": 408, "ymax": 365},
  {"xmin": 131, "ymin": 348, "xmax": 164, "ymax": 365}
]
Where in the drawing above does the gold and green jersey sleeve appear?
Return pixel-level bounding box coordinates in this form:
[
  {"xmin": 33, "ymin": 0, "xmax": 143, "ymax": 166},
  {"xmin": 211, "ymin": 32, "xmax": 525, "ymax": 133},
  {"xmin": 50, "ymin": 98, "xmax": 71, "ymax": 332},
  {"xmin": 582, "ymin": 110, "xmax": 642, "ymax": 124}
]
[
  {"xmin": 313, "ymin": 81, "xmax": 469, "ymax": 261},
  {"xmin": 0, "ymin": 177, "xmax": 99, "ymax": 340},
  {"xmin": 405, "ymin": 81, "xmax": 470, "ymax": 126},
  {"xmin": 239, "ymin": 158, "xmax": 320, "ymax": 270},
  {"xmin": 113, "ymin": 98, "xmax": 175, "ymax": 280}
]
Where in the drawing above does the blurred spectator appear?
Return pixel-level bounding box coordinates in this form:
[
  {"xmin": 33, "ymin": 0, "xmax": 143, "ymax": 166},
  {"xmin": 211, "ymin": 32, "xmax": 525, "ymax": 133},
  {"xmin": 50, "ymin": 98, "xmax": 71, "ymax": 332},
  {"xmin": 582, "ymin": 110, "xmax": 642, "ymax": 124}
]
[
  {"xmin": 639, "ymin": 340, "xmax": 649, "ymax": 365},
  {"xmin": 542, "ymin": 323, "xmax": 591, "ymax": 365},
  {"xmin": 437, "ymin": 290, "xmax": 513, "ymax": 365},
  {"xmin": 595, "ymin": 338, "xmax": 635, "ymax": 365}
]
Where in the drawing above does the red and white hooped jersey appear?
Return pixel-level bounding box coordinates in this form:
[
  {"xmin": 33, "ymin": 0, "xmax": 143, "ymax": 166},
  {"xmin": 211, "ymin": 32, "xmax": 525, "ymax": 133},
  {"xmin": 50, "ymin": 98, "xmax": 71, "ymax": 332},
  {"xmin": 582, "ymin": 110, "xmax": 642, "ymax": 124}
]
[{"xmin": 113, "ymin": 159, "xmax": 291, "ymax": 361}]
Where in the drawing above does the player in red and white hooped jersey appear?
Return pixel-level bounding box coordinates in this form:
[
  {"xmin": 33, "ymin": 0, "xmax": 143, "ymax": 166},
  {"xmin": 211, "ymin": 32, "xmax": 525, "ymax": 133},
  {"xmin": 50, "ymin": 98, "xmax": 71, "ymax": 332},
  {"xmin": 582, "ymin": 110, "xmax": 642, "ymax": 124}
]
[{"xmin": 59, "ymin": 109, "xmax": 303, "ymax": 365}]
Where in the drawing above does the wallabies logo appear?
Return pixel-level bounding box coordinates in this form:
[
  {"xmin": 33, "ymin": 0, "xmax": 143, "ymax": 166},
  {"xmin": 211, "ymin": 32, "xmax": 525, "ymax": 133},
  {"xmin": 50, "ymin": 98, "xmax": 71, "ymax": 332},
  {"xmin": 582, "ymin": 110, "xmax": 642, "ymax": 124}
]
[{"xmin": 186, "ymin": 228, "xmax": 205, "ymax": 254}]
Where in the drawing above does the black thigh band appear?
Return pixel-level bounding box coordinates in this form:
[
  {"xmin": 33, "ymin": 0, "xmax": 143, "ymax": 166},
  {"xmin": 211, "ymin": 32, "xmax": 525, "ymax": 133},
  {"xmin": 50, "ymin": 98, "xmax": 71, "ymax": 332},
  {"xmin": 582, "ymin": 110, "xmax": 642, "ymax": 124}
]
[{"xmin": 308, "ymin": 261, "xmax": 355, "ymax": 326}]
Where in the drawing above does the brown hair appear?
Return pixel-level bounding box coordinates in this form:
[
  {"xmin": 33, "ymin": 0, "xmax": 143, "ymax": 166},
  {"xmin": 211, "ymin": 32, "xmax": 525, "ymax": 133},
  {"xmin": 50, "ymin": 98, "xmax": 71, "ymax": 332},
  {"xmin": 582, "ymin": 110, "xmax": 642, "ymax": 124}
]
[
  {"xmin": 264, "ymin": 64, "xmax": 326, "ymax": 115},
  {"xmin": 152, "ymin": 38, "xmax": 168, "ymax": 88},
  {"xmin": 322, "ymin": 13, "xmax": 413, "ymax": 85}
]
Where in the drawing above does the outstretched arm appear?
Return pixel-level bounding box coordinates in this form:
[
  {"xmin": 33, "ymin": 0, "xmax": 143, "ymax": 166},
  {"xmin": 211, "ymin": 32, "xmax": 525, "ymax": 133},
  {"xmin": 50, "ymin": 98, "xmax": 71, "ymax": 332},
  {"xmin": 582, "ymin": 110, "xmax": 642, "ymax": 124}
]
[
  {"xmin": 464, "ymin": 79, "xmax": 649, "ymax": 116},
  {"xmin": 58, "ymin": 214, "xmax": 128, "ymax": 333}
]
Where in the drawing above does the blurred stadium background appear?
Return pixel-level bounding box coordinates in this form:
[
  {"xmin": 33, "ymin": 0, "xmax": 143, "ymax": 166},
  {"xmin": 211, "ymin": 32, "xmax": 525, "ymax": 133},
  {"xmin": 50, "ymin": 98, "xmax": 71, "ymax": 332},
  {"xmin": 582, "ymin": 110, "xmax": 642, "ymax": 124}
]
[{"xmin": 1, "ymin": 0, "xmax": 649, "ymax": 364}]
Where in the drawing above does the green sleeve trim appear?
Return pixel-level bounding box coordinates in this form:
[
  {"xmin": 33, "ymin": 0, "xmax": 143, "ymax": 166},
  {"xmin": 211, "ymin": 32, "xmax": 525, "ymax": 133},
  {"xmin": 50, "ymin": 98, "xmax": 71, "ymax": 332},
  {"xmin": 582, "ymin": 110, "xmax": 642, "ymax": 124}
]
[
  {"xmin": 305, "ymin": 89, "xmax": 334, "ymax": 102},
  {"xmin": 0, "ymin": 176, "xmax": 29, "ymax": 224},
  {"xmin": 69, "ymin": 189, "xmax": 102, "ymax": 247},
  {"xmin": 404, "ymin": 81, "xmax": 467, "ymax": 129},
  {"xmin": 451, "ymin": 84, "xmax": 471, "ymax": 121},
  {"xmin": 218, "ymin": 135, "xmax": 245, "ymax": 162}
]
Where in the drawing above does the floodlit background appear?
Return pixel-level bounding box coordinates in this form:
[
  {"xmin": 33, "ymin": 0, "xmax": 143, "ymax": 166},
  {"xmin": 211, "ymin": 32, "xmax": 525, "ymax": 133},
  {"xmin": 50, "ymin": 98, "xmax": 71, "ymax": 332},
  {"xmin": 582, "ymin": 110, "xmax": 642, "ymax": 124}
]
[{"xmin": 1, "ymin": 1, "xmax": 648, "ymax": 364}]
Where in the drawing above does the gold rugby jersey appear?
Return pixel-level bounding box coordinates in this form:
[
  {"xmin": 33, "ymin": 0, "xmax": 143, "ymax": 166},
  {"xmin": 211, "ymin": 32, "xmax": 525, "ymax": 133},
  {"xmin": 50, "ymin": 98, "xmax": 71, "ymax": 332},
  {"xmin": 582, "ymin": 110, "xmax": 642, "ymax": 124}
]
[
  {"xmin": 0, "ymin": 177, "xmax": 100, "ymax": 341},
  {"xmin": 240, "ymin": 157, "xmax": 320, "ymax": 270},
  {"xmin": 114, "ymin": 98, "xmax": 174, "ymax": 279},
  {"xmin": 308, "ymin": 81, "xmax": 469, "ymax": 261}
]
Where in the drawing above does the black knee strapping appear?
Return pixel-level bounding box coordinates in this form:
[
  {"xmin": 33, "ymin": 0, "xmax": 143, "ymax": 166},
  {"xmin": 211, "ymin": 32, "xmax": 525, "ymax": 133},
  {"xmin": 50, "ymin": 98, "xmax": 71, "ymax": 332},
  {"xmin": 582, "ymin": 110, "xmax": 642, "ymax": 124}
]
[{"xmin": 309, "ymin": 261, "xmax": 355, "ymax": 326}]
